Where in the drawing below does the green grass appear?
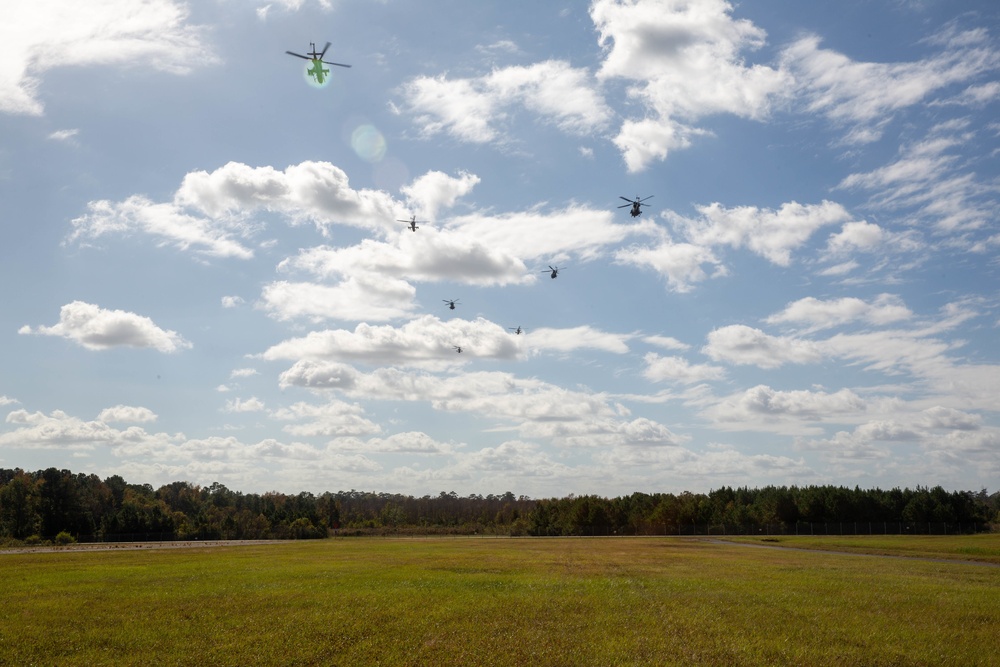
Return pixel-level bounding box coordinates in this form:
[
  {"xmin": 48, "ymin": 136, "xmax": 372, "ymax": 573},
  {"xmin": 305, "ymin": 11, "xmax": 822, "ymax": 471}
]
[
  {"xmin": 724, "ymin": 533, "xmax": 1000, "ymax": 564},
  {"xmin": 1, "ymin": 537, "xmax": 998, "ymax": 666}
]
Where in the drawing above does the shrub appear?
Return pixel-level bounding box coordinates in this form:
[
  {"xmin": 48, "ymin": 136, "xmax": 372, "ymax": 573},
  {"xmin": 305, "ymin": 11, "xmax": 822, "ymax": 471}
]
[{"xmin": 54, "ymin": 531, "xmax": 76, "ymax": 545}]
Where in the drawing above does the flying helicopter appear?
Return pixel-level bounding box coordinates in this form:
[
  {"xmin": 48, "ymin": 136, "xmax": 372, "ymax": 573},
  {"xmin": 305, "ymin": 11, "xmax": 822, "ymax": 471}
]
[
  {"xmin": 443, "ymin": 299, "xmax": 460, "ymax": 310},
  {"xmin": 397, "ymin": 215, "xmax": 423, "ymax": 232},
  {"xmin": 542, "ymin": 265, "xmax": 563, "ymax": 279},
  {"xmin": 619, "ymin": 195, "xmax": 653, "ymax": 218},
  {"xmin": 453, "ymin": 345, "xmax": 463, "ymax": 353},
  {"xmin": 508, "ymin": 326, "xmax": 524, "ymax": 335},
  {"xmin": 285, "ymin": 42, "xmax": 351, "ymax": 85}
]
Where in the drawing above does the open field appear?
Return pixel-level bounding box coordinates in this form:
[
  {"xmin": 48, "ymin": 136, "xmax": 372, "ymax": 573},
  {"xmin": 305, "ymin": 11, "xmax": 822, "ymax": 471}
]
[
  {"xmin": 721, "ymin": 534, "xmax": 1000, "ymax": 565},
  {"xmin": 1, "ymin": 537, "xmax": 998, "ymax": 666}
]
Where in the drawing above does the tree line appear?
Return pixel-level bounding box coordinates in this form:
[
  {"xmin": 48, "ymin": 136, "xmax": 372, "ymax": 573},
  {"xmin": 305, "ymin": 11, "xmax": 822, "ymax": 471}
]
[{"xmin": 0, "ymin": 467, "xmax": 996, "ymax": 544}]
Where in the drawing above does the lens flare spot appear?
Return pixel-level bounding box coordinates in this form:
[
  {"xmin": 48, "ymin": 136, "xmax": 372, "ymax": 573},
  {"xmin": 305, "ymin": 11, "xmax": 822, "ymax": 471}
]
[{"xmin": 351, "ymin": 125, "xmax": 387, "ymax": 163}]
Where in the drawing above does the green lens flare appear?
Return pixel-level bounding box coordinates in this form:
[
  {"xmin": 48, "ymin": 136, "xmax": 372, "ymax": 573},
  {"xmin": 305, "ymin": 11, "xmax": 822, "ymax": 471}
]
[{"xmin": 351, "ymin": 124, "xmax": 387, "ymax": 162}]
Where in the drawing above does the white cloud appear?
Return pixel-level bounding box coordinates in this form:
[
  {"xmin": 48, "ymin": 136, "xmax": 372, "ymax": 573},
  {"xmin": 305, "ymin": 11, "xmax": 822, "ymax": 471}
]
[
  {"xmin": 20, "ymin": 301, "xmax": 191, "ymax": 352},
  {"xmin": 824, "ymin": 220, "xmax": 885, "ymax": 253},
  {"xmin": 616, "ymin": 237, "xmax": 724, "ymax": 292},
  {"xmin": 230, "ymin": 368, "xmax": 259, "ymax": 379},
  {"xmin": 263, "ymin": 316, "xmax": 521, "ymax": 369},
  {"xmin": 68, "ymin": 161, "xmax": 405, "ymax": 259},
  {"xmin": 675, "ymin": 200, "xmax": 855, "ymax": 266},
  {"xmin": 271, "ymin": 400, "xmax": 381, "ymax": 438},
  {"xmin": 0, "ymin": 396, "xmax": 20, "ymax": 407},
  {"xmin": 399, "ymin": 60, "xmax": 612, "ymax": 145},
  {"xmin": 618, "ymin": 200, "xmax": 851, "ymax": 291},
  {"xmin": 0, "ymin": 0, "xmax": 215, "ymax": 115},
  {"xmin": 47, "ymin": 129, "xmax": 79, "ymax": 143},
  {"xmin": 528, "ymin": 326, "xmax": 632, "ymax": 354},
  {"xmin": 643, "ymin": 353, "xmax": 725, "ymax": 384},
  {"xmin": 399, "ymin": 170, "xmax": 480, "ymax": 220},
  {"xmin": 592, "ymin": 0, "xmax": 791, "ymax": 171},
  {"xmin": 765, "ymin": 294, "xmax": 913, "ymax": 331},
  {"xmin": 258, "ymin": 277, "xmax": 418, "ymax": 323},
  {"xmin": 224, "ymin": 397, "xmax": 265, "ymax": 413},
  {"xmin": 68, "ymin": 196, "xmax": 256, "ymax": 259},
  {"xmin": 703, "ymin": 325, "xmax": 823, "ymax": 368},
  {"xmin": 448, "ymin": 205, "xmax": 654, "ymax": 263},
  {"xmin": 334, "ymin": 431, "xmax": 458, "ymax": 455},
  {"xmin": 221, "ymin": 295, "xmax": 245, "ymax": 308},
  {"xmin": 838, "ymin": 122, "xmax": 997, "ymax": 233},
  {"xmin": 98, "ymin": 405, "xmax": 157, "ymax": 424},
  {"xmin": 174, "ymin": 161, "xmax": 399, "ymax": 234},
  {"xmin": 0, "ymin": 409, "xmax": 178, "ymax": 451},
  {"xmin": 279, "ymin": 233, "xmax": 530, "ymax": 289},
  {"xmin": 781, "ymin": 27, "xmax": 1000, "ymax": 144},
  {"xmin": 704, "ymin": 385, "xmax": 867, "ymax": 430},
  {"xmin": 644, "ymin": 335, "xmax": 689, "ymax": 351}
]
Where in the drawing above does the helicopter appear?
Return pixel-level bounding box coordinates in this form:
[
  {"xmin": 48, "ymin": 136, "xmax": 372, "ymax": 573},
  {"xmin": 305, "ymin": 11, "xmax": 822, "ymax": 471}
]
[
  {"xmin": 397, "ymin": 215, "xmax": 423, "ymax": 232},
  {"xmin": 508, "ymin": 326, "xmax": 524, "ymax": 335},
  {"xmin": 443, "ymin": 299, "xmax": 460, "ymax": 310},
  {"xmin": 452, "ymin": 345, "xmax": 463, "ymax": 353},
  {"xmin": 285, "ymin": 42, "xmax": 351, "ymax": 85},
  {"xmin": 542, "ymin": 265, "xmax": 563, "ymax": 279},
  {"xmin": 619, "ymin": 195, "xmax": 653, "ymax": 217}
]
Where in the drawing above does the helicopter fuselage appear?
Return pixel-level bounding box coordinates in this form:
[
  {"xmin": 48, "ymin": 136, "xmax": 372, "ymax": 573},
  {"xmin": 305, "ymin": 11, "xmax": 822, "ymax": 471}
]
[{"xmin": 308, "ymin": 61, "xmax": 329, "ymax": 84}]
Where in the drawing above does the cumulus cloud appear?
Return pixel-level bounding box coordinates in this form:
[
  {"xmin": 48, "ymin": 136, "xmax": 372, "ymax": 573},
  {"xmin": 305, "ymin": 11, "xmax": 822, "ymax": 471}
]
[
  {"xmin": 448, "ymin": 204, "xmax": 654, "ymax": 263},
  {"xmin": 68, "ymin": 196, "xmax": 256, "ymax": 259},
  {"xmin": 592, "ymin": 0, "xmax": 791, "ymax": 171},
  {"xmin": 258, "ymin": 276, "xmax": 418, "ymax": 323},
  {"xmin": 643, "ymin": 353, "xmax": 725, "ymax": 384},
  {"xmin": 644, "ymin": 335, "xmax": 690, "ymax": 350},
  {"xmin": 703, "ymin": 385, "xmax": 867, "ymax": 431},
  {"xmin": 221, "ymin": 296, "xmax": 245, "ymax": 308},
  {"xmin": 618, "ymin": 200, "xmax": 852, "ymax": 291},
  {"xmin": 674, "ymin": 200, "xmax": 855, "ymax": 266},
  {"xmin": 399, "ymin": 170, "xmax": 480, "ymax": 220},
  {"xmin": 0, "ymin": 396, "xmax": 20, "ymax": 407},
  {"xmin": 0, "ymin": 409, "xmax": 177, "ymax": 451},
  {"xmin": 278, "ymin": 232, "xmax": 530, "ymax": 289},
  {"xmin": 68, "ymin": 161, "xmax": 403, "ymax": 258},
  {"xmin": 262, "ymin": 316, "xmax": 521, "ymax": 369},
  {"xmin": 224, "ymin": 397, "xmax": 265, "ymax": 413},
  {"xmin": 271, "ymin": 400, "xmax": 381, "ymax": 438},
  {"xmin": 528, "ymin": 326, "xmax": 633, "ymax": 354},
  {"xmin": 98, "ymin": 405, "xmax": 158, "ymax": 424},
  {"xmin": 334, "ymin": 431, "xmax": 458, "ymax": 455},
  {"xmin": 702, "ymin": 325, "xmax": 823, "ymax": 368},
  {"xmin": 765, "ymin": 294, "xmax": 913, "ymax": 331},
  {"xmin": 0, "ymin": 0, "xmax": 215, "ymax": 115},
  {"xmin": 19, "ymin": 301, "xmax": 191, "ymax": 352},
  {"xmin": 399, "ymin": 60, "xmax": 612, "ymax": 145},
  {"xmin": 615, "ymin": 237, "xmax": 724, "ymax": 292}
]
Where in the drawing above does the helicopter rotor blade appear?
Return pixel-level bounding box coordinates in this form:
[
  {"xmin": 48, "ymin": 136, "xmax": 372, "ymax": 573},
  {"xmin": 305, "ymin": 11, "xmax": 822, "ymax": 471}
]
[
  {"xmin": 640, "ymin": 196, "xmax": 654, "ymax": 202},
  {"xmin": 319, "ymin": 42, "xmax": 331, "ymax": 59},
  {"xmin": 619, "ymin": 196, "xmax": 634, "ymax": 203},
  {"xmin": 321, "ymin": 60, "xmax": 352, "ymax": 68},
  {"xmin": 286, "ymin": 51, "xmax": 311, "ymax": 60},
  {"xmin": 617, "ymin": 203, "xmax": 631, "ymax": 208}
]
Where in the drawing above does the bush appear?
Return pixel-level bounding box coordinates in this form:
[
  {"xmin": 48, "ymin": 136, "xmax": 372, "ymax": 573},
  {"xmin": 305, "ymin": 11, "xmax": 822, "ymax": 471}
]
[{"xmin": 54, "ymin": 531, "xmax": 76, "ymax": 545}]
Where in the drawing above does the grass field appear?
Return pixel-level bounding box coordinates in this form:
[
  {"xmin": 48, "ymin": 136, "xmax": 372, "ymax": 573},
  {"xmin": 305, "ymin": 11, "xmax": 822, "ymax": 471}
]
[
  {"xmin": 1, "ymin": 536, "xmax": 998, "ymax": 666},
  {"xmin": 723, "ymin": 533, "xmax": 1000, "ymax": 564}
]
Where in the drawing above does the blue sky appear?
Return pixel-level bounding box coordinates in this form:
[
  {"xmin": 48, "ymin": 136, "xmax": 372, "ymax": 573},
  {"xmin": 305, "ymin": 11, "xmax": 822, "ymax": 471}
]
[{"xmin": 1, "ymin": 0, "xmax": 998, "ymax": 497}]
